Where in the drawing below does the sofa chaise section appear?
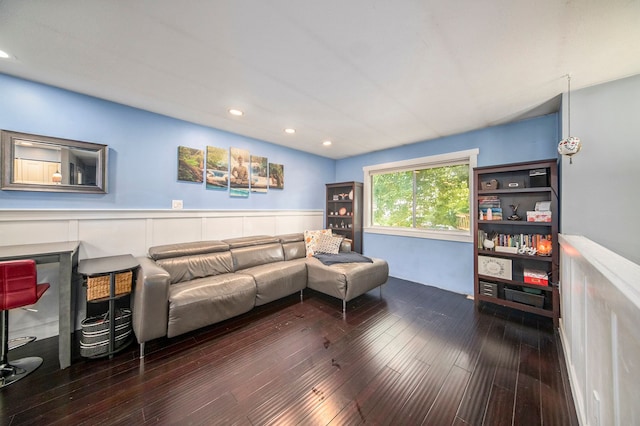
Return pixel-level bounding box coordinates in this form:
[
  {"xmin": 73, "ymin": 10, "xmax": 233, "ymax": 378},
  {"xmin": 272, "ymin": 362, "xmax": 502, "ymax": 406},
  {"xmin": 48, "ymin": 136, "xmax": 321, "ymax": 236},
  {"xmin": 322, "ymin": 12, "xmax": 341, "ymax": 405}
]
[{"xmin": 306, "ymin": 256, "xmax": 389, "ymax": 313}]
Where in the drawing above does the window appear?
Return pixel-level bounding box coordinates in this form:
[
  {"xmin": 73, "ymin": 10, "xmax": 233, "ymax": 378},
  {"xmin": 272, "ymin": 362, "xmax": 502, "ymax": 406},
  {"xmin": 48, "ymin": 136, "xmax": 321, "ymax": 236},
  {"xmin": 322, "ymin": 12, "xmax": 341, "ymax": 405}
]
[{"xmin": 363, "ymin": 149, "xmax": 478, "ymax": 242}]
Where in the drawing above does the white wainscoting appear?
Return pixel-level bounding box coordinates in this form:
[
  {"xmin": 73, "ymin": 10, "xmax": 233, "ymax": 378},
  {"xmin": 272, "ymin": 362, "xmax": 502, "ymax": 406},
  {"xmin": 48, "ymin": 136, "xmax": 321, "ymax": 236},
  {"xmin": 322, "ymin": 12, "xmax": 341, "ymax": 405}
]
[
  {"xmin": 559, "ymin": 234, "xmax": 640, "ymax": 426},
  {"xmin": 0, "ymin": 209, "xmax": 323, "ymax": 340}
]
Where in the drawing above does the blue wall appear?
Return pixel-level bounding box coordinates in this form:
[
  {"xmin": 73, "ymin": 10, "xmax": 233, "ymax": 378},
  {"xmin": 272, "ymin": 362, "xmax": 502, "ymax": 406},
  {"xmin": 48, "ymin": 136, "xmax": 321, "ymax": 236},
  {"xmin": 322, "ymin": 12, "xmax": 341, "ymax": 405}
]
[
  {"xmin": 0, "ymin": 72, "xmax": 561, "ymax": 295},
  {"xmin": 0, "ymin": 73, "xmax": 335, "ymax": 210},
  {"xmin": 336, "ymin": 114, "xmax": 560, "ymax": 294}
]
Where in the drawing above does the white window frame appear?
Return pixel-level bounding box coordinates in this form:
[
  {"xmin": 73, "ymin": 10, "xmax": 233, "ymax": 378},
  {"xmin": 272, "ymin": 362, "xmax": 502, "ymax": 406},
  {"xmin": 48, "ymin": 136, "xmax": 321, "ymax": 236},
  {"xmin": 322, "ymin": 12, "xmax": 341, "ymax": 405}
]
[{"xmin": 363, "ymin": 148, "xmax": 479, "ymax": 243}]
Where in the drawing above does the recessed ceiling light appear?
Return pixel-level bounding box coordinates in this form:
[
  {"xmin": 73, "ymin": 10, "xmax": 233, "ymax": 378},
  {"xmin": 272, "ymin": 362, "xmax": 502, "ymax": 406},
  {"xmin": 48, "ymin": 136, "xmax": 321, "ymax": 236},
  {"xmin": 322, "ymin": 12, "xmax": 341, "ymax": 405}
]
[
  {"xmin": 323, "ymin": 140, "xmax": 332, "ymax": 146},
  {"xmin": 0, "ymin": 50, "xmax": 10, "ymax": 59},
  {"xmin": 228, "ymin": 109, "xmax": 243, "ymax": 116},
  {"xmin": 284, "ymin": 128, "xmax": 296, "ymax": 134}
]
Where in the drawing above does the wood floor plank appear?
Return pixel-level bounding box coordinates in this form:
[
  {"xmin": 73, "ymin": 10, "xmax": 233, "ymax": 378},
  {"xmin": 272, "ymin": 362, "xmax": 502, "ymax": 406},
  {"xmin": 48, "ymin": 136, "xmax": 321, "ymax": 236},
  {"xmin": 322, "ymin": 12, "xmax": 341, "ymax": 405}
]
[
  {"xmin": 482, "ymin": 384, "xmax": 515, "ymax": 426},
  {"xmin": 365, "ymin": 359, "xmax": 432, "ymax": 425},
  {"xmin": 492, "ymin": 322, "xmax": 522, "ymax": 391},
  {"xmin": 455, "ymin": 319, "xmax": 507, "ymax": 425},
  {"xmin": 422, "ymin": 365, "xmax": 472, "ymax": 425},
  {"xmin": 539, "ymin": 333, "xmax": 579, "ymax": 426},
  {"xmin": 0, "ymin": 277, "xmax": 577, "ymax": 426},
  {"xmin": 327, "ymin": 366, "xmax": 401, "ymax": 425},
  {"xmin": 513, "ymin": 343, "xmax": 542, "ymax": 426}
]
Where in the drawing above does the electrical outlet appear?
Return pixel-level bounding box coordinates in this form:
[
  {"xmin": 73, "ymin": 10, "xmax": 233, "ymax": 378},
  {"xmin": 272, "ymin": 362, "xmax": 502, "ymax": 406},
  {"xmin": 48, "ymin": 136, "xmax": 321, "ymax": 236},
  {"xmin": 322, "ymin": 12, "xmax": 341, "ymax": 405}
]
[{"xmin": 172, "ymin": 200, "xmax": 183, "ymax": 209}]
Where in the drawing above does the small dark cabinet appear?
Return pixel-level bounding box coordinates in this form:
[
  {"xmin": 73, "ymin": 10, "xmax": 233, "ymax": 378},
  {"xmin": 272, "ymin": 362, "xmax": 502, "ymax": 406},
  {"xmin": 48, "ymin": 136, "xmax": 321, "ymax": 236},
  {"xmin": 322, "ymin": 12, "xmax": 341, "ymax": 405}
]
[
  {"xmin": 78, "ymin": 254, "xmax": 138, "ymax": 358},
  {"xmin": 326, "ymin": 182, "xmax": 363, "ymax": 253}
]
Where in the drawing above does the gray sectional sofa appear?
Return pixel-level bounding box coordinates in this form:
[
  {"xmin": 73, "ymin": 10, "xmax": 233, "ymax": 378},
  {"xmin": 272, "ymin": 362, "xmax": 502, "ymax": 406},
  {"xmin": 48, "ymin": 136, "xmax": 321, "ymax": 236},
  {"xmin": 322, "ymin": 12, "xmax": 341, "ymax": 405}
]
[{"xmin": 131, "ymin": 233, "xmax": 389, "ymax": 357}]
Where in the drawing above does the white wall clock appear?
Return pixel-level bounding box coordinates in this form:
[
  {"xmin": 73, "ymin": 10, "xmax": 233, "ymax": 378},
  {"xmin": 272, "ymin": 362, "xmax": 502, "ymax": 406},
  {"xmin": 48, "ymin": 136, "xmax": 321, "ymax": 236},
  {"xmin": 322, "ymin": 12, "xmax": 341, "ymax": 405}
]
[{"xmin": 478, "ymin": 256, "xmax": 512, "ymax": 280}]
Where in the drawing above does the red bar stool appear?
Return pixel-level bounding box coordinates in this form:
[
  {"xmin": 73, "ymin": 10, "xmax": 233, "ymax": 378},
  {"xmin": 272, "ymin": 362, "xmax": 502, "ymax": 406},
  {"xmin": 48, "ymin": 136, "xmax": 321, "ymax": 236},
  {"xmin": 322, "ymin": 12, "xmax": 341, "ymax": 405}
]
[{"xmin": 0, "ymin": 259, "xmax": 50, "ymax": 388}]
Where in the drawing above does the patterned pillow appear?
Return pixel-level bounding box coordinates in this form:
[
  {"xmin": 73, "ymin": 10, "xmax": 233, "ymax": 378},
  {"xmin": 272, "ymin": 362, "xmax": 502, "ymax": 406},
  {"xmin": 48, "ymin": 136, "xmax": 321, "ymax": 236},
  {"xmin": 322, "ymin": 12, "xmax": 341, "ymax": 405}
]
[
  {"xmin": 314, "ymin": 234, "xmax": 344, "ymax": 255},
  {"xmin": 303, "ymin": 229, "xmax": 333, "ymax": 258}
]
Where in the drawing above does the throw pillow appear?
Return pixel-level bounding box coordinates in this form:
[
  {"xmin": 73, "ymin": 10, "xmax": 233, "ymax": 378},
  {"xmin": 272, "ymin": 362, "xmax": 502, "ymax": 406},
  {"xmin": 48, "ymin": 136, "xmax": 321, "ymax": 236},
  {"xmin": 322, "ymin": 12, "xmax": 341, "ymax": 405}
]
[
  {"xmin": 314, "ymin": 234, "xmax": 344, "ymax": 255},
  {"xmin": 303, "ymin": 229, "xmax": 333, "ymax": 258}
]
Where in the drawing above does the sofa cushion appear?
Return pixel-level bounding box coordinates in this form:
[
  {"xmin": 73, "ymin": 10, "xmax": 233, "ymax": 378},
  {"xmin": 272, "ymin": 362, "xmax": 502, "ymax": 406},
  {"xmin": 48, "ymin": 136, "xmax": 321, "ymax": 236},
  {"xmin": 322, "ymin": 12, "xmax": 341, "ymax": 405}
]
[
  {"xmin": 278, "ymin": 233, "xmax": 306, "ymax": 261},
  {"xmin": 282, "ymin": 240, "xmax": 306, "ymax": 261},
  {"xmin": 231, "ymin": 243, "xmax": 284, "ymax": 271},
  {"xmin": 156, "ymin": 251, "xmax": 234, "ymax": 284},
  {"xmin": 167, "ymin": 273, "xmax": 256, "ymax": 338},
  {"xmin": 241, "ymin": 259, "xmax": 307, "ymax": 306},
  {"xmin": 314, "ymin": 234, "xmax": 344, "ymax": 255},
  {"xmin": 149, "ymin": 240, "xmax": 229, "ymax": 260},
  {"xmin": 303, "ymin": 229, "xmax": 333, "ymax": 258},
  {"xmin": 306, "ymin": 257, "xmax": 389, "ymax": 302}
]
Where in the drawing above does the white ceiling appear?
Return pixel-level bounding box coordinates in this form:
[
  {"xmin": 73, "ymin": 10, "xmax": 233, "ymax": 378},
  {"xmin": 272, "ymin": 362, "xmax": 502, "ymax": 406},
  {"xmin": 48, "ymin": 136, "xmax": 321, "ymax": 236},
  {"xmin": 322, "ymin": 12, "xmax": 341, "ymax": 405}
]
[{"xmin": 1, "ymin": 1, "xmax": 639, "ymax": 159}]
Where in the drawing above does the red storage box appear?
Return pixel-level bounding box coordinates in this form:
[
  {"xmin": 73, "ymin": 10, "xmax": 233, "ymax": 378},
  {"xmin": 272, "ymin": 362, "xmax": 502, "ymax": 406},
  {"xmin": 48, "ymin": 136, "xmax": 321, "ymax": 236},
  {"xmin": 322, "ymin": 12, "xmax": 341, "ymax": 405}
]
[{"xmin": 523, "ymin": 268, "xmax": 548, "ymax": 286}]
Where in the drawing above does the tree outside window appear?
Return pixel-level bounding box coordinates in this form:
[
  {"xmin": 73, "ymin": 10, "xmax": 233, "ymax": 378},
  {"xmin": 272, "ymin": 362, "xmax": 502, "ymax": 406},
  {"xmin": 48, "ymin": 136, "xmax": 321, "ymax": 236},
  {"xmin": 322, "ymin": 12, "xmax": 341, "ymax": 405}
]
[
  {"xmin": 364, "ymin": 149, "xmax": 478, "ymax": 242},
  {"xmin": 372, "ymin": 165, "xmax": 469, "ymax": 231}
]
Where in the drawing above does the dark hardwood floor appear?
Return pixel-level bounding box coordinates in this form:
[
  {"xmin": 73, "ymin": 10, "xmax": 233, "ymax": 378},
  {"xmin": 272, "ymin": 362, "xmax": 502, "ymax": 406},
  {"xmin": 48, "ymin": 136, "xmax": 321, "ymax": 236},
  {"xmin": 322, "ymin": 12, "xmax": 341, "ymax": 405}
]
[{"xmin": 1, "ymin": 277, "xmax": 578, "ymax": 425}]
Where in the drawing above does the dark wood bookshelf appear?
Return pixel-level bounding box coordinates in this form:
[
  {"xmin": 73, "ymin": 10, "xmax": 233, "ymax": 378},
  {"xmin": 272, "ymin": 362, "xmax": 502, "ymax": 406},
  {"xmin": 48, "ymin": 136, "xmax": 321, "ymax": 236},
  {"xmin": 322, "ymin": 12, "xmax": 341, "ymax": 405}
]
[
  {"xmin": 474, "ymin": 159, "xmax": 559, "ymax": 326},
  {"xmin": 325, "ymin": 182, "xmax": 363, "ymax": 253}
]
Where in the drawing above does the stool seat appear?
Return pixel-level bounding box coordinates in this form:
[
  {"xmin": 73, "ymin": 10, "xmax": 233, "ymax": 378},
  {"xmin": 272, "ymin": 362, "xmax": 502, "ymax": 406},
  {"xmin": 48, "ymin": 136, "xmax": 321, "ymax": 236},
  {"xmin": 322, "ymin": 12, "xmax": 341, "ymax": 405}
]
[{"xmin": 0, "ymin": 259, "xmax": 50, "ymax": 388}]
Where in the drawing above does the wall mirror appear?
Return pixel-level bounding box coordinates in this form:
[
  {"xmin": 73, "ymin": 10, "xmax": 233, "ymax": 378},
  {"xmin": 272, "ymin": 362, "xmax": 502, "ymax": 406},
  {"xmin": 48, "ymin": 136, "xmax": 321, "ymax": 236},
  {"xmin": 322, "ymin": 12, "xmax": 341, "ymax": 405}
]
[{"xmin": 1, "ymin": 130, "xmax": 108, "ymax": 193}]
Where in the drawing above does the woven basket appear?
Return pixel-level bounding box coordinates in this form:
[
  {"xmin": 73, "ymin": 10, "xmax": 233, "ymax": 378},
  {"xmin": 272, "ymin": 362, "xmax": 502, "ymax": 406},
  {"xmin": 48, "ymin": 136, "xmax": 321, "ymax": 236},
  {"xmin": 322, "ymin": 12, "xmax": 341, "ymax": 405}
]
[
  {"xmin": 80, "ymin": 309, "xmax": 132, "ymax": 358},
  {"xmin": 80, "ymin": 330, "xmax": 132, "ymax": 358},
  {"xmin": 86, "ymin": 271, "xmax": 132, "ymax": 301}
]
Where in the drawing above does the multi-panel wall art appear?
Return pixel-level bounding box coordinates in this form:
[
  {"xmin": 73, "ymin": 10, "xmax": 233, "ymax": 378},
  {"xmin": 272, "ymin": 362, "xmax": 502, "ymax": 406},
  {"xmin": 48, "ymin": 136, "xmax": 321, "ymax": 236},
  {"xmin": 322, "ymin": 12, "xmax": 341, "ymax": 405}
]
[{"xmin": 178, "ymin": 146, "xmax": 284, "ymax": 196}]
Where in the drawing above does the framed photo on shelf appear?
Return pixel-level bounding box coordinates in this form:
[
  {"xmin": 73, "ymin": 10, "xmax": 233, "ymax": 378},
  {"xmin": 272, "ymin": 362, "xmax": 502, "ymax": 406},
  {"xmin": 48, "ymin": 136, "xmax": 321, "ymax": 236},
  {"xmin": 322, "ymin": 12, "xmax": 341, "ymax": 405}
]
[{"xmin": 478, "ymin": 256, "xmax": 512, "ymax": 280}]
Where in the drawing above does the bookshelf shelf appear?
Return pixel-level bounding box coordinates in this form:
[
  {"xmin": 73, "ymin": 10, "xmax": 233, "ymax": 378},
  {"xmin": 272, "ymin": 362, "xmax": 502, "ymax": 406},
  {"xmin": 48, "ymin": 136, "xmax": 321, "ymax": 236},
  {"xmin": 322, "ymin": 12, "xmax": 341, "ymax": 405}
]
[
  {"xmin": 478, "ymin": 187, "xmax": 552, "ymax": 195},
  {"xmin": 477, "ymin": 220, "xmax": 550, "ymax": 226},
  {"xmin": 477, "ymin": 249, "xmax": 553, "ymax": 262}
]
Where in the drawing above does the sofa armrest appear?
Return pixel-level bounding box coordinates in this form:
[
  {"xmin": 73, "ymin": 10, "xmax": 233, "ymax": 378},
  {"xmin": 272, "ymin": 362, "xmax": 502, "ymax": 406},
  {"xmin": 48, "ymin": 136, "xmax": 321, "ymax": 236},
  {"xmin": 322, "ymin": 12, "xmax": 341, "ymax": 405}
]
[
  {"xmin": 340, "ymin": 238, "xmax": 352, "ymax": 252},
  {"xmin": 131, "ymin": 256, "xmax": 171, "ymax": 345}
]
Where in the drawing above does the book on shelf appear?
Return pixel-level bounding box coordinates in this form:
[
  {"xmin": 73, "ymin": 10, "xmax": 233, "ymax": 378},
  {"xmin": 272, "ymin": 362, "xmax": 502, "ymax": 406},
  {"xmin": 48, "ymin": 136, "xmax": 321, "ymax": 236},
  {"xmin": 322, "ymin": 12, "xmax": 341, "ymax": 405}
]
[
  {"xmin": 478, "ymin": 230, "xmax": 487, "ymax": 249},
  {"xmin": 479, "ymin": 207, "xmax": 502, "ymax": 220},
  {"xmin": 478, "ymin": 196, "xmax": 501, "ymax": 208},
  {"xmin": 495, "ymin": 246, "xmax": 518, "ymax": 254},
  {"xmin": 484, "ymin": 233, "xmax": 552, "ymax": 254},
  {"xmin": 478, "ymin": 196, "xmax": 502, "ymax": 220}
]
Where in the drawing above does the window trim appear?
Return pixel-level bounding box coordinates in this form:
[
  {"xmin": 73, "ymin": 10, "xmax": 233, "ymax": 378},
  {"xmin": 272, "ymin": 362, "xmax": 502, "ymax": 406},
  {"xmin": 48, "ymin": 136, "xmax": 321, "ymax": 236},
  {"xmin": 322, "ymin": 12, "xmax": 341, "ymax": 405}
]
[{"xmin": 363, "ymin": 148, "xmax": 479, "ymax": 243}]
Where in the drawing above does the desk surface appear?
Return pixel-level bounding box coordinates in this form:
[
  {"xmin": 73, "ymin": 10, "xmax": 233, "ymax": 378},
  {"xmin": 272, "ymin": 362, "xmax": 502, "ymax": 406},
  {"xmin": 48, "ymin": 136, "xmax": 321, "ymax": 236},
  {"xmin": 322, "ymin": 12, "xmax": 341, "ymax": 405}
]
[
  {"xmin": 78, "ymin": 254, "xmax": 139, "ymax": 276},
  {"xmin": 0, "ymin": 241, "xmax": 79, "ymax": 259}
]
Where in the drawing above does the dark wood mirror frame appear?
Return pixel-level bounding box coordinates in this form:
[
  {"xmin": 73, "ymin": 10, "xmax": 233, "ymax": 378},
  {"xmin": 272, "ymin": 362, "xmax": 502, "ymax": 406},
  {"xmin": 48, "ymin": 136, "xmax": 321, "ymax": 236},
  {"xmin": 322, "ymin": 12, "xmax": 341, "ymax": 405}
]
[{"xmin": 1, "ymin": 130, "xmax": 108, "ymax": 194}]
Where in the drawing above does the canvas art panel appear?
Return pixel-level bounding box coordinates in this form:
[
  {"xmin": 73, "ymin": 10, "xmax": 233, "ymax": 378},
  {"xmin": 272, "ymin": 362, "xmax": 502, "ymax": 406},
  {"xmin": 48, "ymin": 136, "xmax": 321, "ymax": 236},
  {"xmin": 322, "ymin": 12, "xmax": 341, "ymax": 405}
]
[
  {"xmin": 177, "ymin": 146, "xmax": 204, "ymax": 183},
  {"xmin": 229, "ymin": 147, "xmax": 250, "ymax": 198},
  {"xmin": 269, "ymin": 163, "xmax": 284, "ymax": 189},
  {"xmin": 206, "ymin": 146, "xmax": 229, "ymax": 190},
  {"xmin": 251, "ymin": 155, "xmax": 268, "ymax": 193}
]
